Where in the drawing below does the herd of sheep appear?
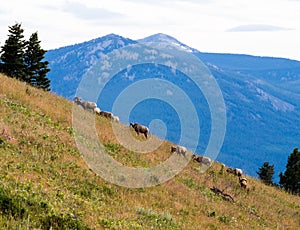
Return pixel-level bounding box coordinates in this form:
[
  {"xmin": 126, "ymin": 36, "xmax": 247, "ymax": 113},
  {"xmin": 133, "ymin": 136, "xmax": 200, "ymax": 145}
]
[
  {"xmin": 74, "ymin": 97, "xmax": 120, "ymax": 123},
  {"xmin": 74, "ymin": 97, "xmax": 248, "ymax": 189},
  {"xmin": 170, "ymin": 144, "xmax": 248, "ymax": 189}
]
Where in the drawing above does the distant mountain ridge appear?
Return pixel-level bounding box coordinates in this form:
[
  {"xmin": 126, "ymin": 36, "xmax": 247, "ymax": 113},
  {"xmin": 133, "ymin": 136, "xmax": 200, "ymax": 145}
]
[{"xmin": 44, "ymin": 33, "xmax": 300, "ymax": 181}]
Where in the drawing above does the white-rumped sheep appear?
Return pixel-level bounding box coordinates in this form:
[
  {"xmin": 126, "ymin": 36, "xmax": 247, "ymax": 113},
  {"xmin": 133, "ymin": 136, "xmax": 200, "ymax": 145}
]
[
  {"xmin": 192, "ymin": 154, "xmax": 212, "ymax": 166},
  {"xmin": 74, "ymin": 97, "xmax": 97, "ymax": 110},
  {"xmin": 94, "ymin": 107, "xmax": 101, "ymax": 115},
  {"xmin": 171, "ymin": 145, "xmax": 187, "ymax": 156},
  {"xmin": 235, "ymin": 168, "xmax": 243, "ymax": 177},
  {"xmin": 82, "ymin": 101, "xmax": 97, "ymax": 110},
  {"xmin": 226, "ymin": 167, "xmax": 243, "ymax": 177},
  {"xmin": 239, "ymin": 177, "xmax": 247, "ymax": 189},
  {"xmin": 130, "ymin": 122, "xmax": 149, "ymax": 139},
  {"xmin": 112, "ymin": 115, "xmax": 120, "ymax": 123}
]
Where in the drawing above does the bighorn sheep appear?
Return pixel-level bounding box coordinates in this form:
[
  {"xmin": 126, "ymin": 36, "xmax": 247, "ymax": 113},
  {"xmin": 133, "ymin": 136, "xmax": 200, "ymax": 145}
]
[
  {"xmin": 226, "ymin": 167, "xmax": 243, "ymax": 177},
  {"xmin": 112, "ymin": 115, "xmax": 120, "ymax": 123},
  {"xmin": 96, "ymin": 110, "xmax": 119, "ymax": 123},
  {"xmin": 235, "ymin": 168, "xmax": 243, "ymax": 177},
  {"xmin": 130, "ymin": 122, "xmax": 149, "ymax": 139},
  {"xmin": 94, "ymin": 107, "xmax": 101, "ymax": 115},
  {"xmin": 74, "ymin": 97, "xmax": 97, "ymax": 110},
  {"xmin": 192, "ymin": 154, "xmax": 212, "ymax": 166},
  {"xmin": 171, "ymin": 145, "xmax": 187, "ymax": 156},
  {"xmin": 239, "ymin": 177, "xmax": 247, "ymax": 189},
  {"xmin": 74, "ymin": 96, "xmax": 81, "ymax": 105},
  {"xmin": 100, "ymin": 111, "xmax": 113, "ymax": 119}
]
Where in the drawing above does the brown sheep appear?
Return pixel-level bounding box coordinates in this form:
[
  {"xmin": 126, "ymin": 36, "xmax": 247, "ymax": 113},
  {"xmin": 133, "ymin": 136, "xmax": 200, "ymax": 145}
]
[
  {"xmin": 74, "ymin": 97, "xmax": 97, "ymax": 110},
  {"xmin": 192, "ymin": 154, "xmax": 212, "ymax": 166},
  {"xmin": 226, "ymin": 167, "xmax": 243, "ymax": 177},
  {"xmin": 100, "ymin": 111, "xmax": 113, "ymax": 119},
  {"xmin": 74, "ymin": 96, "xmax": 82, "ymax": 105},
  {"xmin": 239, "ymin": 177, "xmax": 247, "ymax": 189},
  {"xmin": 130, "ymin": 122, "xmax": 149, "ymax": 139},
  {"xmin": 171, "ymin": 145, "xmax": 187, "ymax": 156}
]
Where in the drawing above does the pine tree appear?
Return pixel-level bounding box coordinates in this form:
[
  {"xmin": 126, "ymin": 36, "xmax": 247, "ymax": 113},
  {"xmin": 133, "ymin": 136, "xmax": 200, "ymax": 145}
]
[
  {"xmin": 256, "ymin": 162, "xmax": 274, "ymax": 185},
  {"xmin": 0, "ymin": 23, "xmax": 27, "ymax": 80},
  {"xmin": 24, "ymin": 32, "xmax": 50, "ymax": 90},
  {"xmin": 279, "ymin": 148, "xmax": 300, "ymax": 195}
]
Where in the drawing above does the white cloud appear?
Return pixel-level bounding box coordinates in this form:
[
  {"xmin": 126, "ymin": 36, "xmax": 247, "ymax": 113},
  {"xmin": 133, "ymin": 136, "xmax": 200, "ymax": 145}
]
[
  {"xmin": 61, "ymin": 1, "xmax": 124, "ymax": 21},
  {"xmin": 122, "ymin": 0, "xmax": 213, "ymax": 5},
  {"xmin": 227, "ymin": 24, "xmax": 293, "ymax": 32}
]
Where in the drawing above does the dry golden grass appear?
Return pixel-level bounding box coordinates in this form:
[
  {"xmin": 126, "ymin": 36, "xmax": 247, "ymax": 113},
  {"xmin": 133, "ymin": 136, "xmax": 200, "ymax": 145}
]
[{"xmin": 0, "ymin": 73, "xmax": 299, "ymax": 229}]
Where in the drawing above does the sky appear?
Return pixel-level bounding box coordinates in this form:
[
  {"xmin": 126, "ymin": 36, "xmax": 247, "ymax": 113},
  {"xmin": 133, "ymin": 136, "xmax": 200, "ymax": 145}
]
[{"xmin": 1, "ymin": 0, "xmax": 300, "ymax": 61}]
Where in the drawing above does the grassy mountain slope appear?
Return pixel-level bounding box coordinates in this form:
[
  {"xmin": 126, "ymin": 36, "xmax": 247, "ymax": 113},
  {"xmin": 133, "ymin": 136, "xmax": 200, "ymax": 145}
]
[{"xmin": 0, "ymin": 73, "xmax": 299, "ymax": 229}]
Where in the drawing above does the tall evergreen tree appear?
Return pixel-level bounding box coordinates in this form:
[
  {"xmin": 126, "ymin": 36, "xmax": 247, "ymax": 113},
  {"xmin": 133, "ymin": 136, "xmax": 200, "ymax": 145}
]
[
  {"xmin": 256, "ymin": 162, "xmax": 274, "ymax": 185},
  {"xmin": 24, "ymin": 32, "xmax": 50, "ymax": 90},
  {"xmin": 0, "ymin": 23, "xmax": 27, "ymax": 80},
  {"xmin": 279, "ymin": 148, "xmax": 300, "ymax": 195}
]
